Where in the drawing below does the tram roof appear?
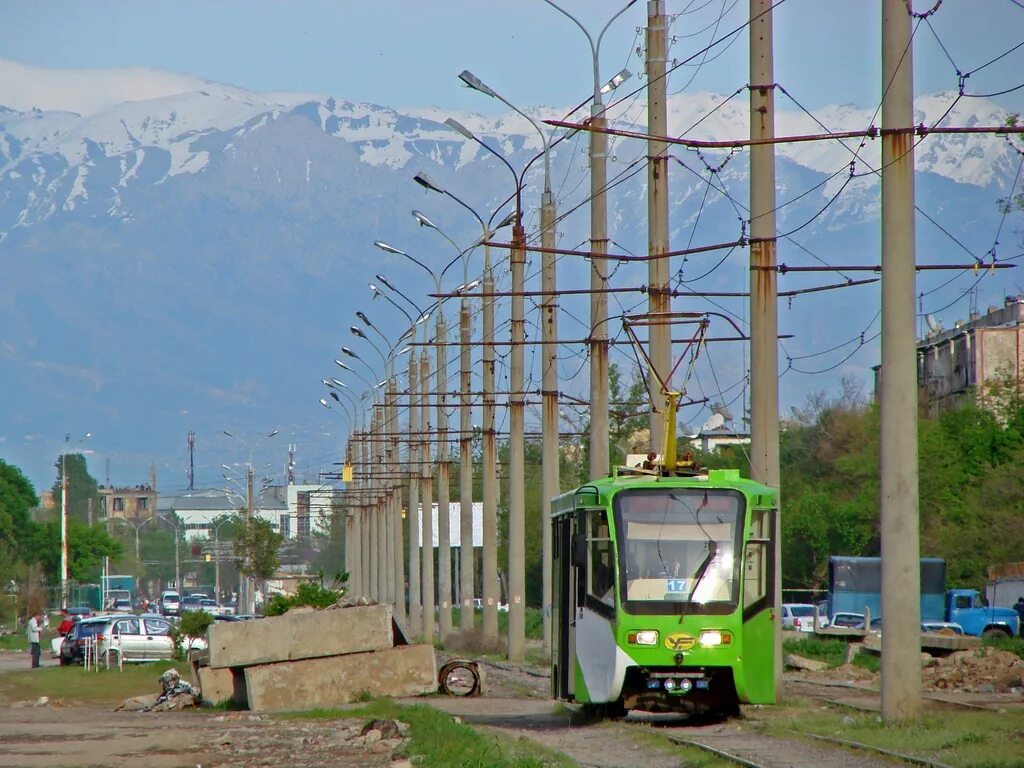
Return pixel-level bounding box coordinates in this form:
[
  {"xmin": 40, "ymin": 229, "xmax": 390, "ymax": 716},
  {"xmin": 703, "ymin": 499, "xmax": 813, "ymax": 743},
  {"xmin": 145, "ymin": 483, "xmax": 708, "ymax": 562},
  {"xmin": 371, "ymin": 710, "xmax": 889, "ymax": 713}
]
[{"xmin": 550, "ymin": 468, "xmax": 776, "ymax": 518}]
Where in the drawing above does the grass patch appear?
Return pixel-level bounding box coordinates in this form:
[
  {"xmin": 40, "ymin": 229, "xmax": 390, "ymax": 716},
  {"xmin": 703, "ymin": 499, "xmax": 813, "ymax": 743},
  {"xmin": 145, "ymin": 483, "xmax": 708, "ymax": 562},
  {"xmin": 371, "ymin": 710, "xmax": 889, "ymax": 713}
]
[
  {"xmin": 850, "ymin": 650, "xmax": 880, "ymax": 673},
  {"xmin": 285, "ymin": 699, "xmax": 575, "ymax": 767},
  {"xmin": 0, "ymin": 634, "xmax": 28, "ymax": 651},
  {"xmin": 782, "ymin": 636, "xmax": 847, "ymax": 667},
  {"xmin": 0, "ymin": 660, "xmax": 191, "ymax": 706},
  {"xmin": 763, "ymin": 704, "xmax": 1024, "ymax": 767},
  {"xmin": 981, "ymin": 634, "xmax": 1024, "ymax": 660}
]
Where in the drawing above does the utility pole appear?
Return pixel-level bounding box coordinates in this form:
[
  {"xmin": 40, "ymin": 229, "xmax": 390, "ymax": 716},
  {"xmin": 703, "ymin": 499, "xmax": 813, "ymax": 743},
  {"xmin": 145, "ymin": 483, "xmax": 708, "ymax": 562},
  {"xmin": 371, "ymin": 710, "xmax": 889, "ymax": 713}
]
[
  {"xmin": 60, "ymin": 440, "xmax": 69, "ymax": 610},
  {"xmin": 374, "ymin": 407, "xmax": 386, "ymax": 603},
  {"xmin": 436, "ymin": 311, "xmax": 453, "ymax": 641},
  {"xmin": 589, "ymin": 58, "xmax": 611, "ymax": 484},
  {"xmin": 187, "ymin": 431, "xmax": 196, "ymax": 491},
  {"xmin": 245, "ymin": 463, "xmax": 254, "ymax": 613},
  {"xmin": 348, "ymin": 436, "xmax": 363, "ymax": 598},
  {"xmin": 420, "ymin": 349, "xmax": 435, "ymax": 643},
  {"xmin": 749, "ymin": 0, "xmax": 782, "ymax": 695},
  {"xmin": 458, "ymin": 298, "xmax": 475, "ymax": 631},
  {"xmin": 388, "ymin": 375, "xmax": 404, "ymax": 622},
  {"xmin": 880, "ymin": 0, "xmax": 921, "ymax": 721},
  {"xmin": 407, "ymin": 358, "xmax": 422, "ymax": 632},
  {"xmin": 481, "ymin": 258, "xmax": 499, "ymax": 641},
  {"xmin": 508, "ymin": 214, "xmax": 527, "ymax": 661},
  {"xmin": 647, "ymin": 0, "xmax": 671, "ymax": 448},
  {"xmin": 540, "ymin": 177, "xmax": 558, "ymax": 654}
]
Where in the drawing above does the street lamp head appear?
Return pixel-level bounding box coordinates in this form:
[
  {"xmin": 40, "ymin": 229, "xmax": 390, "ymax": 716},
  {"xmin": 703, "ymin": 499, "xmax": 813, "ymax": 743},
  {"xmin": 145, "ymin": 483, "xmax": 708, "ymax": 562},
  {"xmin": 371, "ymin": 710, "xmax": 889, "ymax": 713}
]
[
  {"xmin": 331, "ymin": 378, "xmax": 347, "ymax": 388},
  {"xmin": 458, "ymin": 69, "xmax": 498, "ymax": 99},
  {"xmin": 397, "ymin": 345, "xmax": 413, "ymax": 356},
  {"xmin": 416, "ymin": 312, "xmax": 431, "ymax": 325},
  {"xmin": 319, "ymin": 398, "xmax": 330, "ymax": 408},
  {"xmin": 600, "ymin": 68, "xmax": 632, "ymax": 95},
  {"xmin": 340, "ymin": 347, "xmax": 360, "ymax": 359},
  {"xmin": 398, "ymin": 327, "xmax": 415, "ymax": 343},
  {"xmin": 413, "ymin": 171, "xmax": 445, "ymax": 194},
  {"xmin": 355, "ymin": 311, "xmax": 374, "ymax": 328},
  {"xmin": 222, "ymin": 430, "xmax": 234, "ymax": 437},
  {"xmin": 494, "ymin": 211, "xmax": 516, "ymax": 231},
  {"xmin": 374, "ymin": 274, "xmax": 397, "ymax": 292},
  {"xmin": 411, "ymin": 209, "xmax": 437, "ymax": 229},
  {"xmin": 374, "ymin": 240, "xmax": 407, "ymax": 257},
  {"xmin": 267, "ymin": 430, "xmax": 279, "ymax": 438},
  {"xmin": 330, "ymin": 392, "xmax": 341, "ymax": 403},
  {"xmin": 350, "ymin": 325, "xmax": 367, "ymax": 339},
  {"xmin": 443, "ymin": 117, "xmax": 475, "ymax": 141},
  {"xmin": 335, "ymin": 359, "xmax": 352, "ymax": 371}
]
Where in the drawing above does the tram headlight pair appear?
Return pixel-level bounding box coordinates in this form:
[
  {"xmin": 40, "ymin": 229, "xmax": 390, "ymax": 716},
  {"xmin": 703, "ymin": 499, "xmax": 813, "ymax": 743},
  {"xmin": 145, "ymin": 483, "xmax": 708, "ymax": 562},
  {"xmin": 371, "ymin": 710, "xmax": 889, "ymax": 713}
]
[
  {"xmin": 698, "ymin": 630, "xmax": 732, "ymax": 647},
  {"xmin": 627, "ymin": 630, "xmax": 659, "ymax": 646}
]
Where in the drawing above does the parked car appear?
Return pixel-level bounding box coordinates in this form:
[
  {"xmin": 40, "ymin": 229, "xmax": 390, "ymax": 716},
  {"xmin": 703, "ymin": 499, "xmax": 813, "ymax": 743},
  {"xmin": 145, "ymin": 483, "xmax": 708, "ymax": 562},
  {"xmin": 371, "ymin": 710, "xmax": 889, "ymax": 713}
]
[
  {"xmin": 830, "ymin": 612, "xmax": 866, "ymax": 629},
  {"xmin": 95, "ymin": 613, "xmax": 206, "ymax": 663},
  {"xmin": 160, "ymin": 590, "xmax": 181, "ymax": 617},
  {"xmin": 60, "ymin": 615, "xmax": 120, "ymax": 665},
  {"xmin": 781, "ymin": 603, "xmax": 828, "ymax": 632},
  {"xmin": 180, "ymin": 594, "xmax": 203, "ymax": 613}
]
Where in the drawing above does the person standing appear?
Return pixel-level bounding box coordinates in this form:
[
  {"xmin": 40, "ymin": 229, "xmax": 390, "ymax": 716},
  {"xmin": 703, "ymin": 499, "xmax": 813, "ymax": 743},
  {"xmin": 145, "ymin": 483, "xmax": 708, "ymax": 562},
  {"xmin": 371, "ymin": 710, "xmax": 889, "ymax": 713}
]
[{"xmin": 26, "ymin": 612, "xmax": 43, "ymax": 669}]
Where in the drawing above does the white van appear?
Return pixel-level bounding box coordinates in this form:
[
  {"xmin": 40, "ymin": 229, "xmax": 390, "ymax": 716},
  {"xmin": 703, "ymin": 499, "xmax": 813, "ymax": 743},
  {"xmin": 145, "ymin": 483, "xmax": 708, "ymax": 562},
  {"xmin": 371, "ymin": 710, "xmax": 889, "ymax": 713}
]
[{"xmin": 160, "ymin": 590, "xmax": 181, "ymax": 617}]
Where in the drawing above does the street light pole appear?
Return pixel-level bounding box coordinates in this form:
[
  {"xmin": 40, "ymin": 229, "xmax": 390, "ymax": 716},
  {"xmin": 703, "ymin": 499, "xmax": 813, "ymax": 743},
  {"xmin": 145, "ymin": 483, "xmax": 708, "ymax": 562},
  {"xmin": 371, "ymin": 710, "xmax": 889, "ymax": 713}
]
[
  {"xmin": 60, "ymin": 431, "xmax": 91, "ymax": 610},
  {"xmin": 407, "ymin": 353, "xmax": 422, "ymax": 632}
]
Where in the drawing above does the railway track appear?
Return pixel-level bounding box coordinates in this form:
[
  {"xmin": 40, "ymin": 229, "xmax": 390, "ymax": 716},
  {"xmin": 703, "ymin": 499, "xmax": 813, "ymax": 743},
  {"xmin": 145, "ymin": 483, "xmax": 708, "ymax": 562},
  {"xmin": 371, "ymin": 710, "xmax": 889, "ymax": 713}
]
[{"xmin": 656, "ymin": 726, "xmax": 955, "ymax": 768}]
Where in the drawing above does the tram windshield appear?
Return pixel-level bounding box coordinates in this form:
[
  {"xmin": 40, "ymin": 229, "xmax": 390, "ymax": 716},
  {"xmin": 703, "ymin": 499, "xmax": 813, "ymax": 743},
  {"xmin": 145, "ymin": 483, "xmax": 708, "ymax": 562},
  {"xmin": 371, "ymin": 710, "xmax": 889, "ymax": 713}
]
[{"xmin": 614, "ymin": 487, "xmax": 743, "ymax": 612}]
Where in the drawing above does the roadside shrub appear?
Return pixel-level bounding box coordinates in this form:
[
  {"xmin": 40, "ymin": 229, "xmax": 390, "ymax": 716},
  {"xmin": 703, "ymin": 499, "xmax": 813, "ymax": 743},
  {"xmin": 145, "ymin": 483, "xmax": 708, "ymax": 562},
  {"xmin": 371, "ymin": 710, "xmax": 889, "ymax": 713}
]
[
  {"xmin": 981, "ymin": 634, "xmax": 1024, "ymax": 660},
  {"xmin": 851, "ymin": 650, "xmax": 880, "ymax": 673},
  {"xmin": 783, "ymin": 636, "xmax": 847, "ymax": 667},
  {"xmin": 263, "ymin": 581, "xmax": 345, "ymax": 617},
  {"xmin": 171, "ymin": 609, "xmax": 214, "ymax": 659}
]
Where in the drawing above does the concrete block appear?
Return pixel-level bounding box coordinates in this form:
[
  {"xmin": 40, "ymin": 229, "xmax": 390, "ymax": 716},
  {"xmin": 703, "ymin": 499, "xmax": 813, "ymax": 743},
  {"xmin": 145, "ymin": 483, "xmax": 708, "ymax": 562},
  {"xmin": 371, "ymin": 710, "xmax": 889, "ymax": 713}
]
[
  {"xmin": 209, "ymin": 605, "xmax": 393, "ymax": 668},
  {"xmin": 244, "ymin": 644, "xmax": 437, "ymax": 713},
  {"xmin": 197, "ymin": 666, "xmax": 247, "ymax": 706}
]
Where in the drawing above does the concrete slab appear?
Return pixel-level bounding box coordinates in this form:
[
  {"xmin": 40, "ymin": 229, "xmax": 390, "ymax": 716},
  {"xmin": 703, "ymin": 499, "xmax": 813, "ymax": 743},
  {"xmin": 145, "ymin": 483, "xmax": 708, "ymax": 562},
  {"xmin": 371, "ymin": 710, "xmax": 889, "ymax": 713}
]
[
  {"xmin": 196, "ymin": 665, "xmax": 247, "ymax": 706},
  {"xmin": 208, "ymin": 605, "xmax": 393, "ymax": 668},
  {"xmin": 244, "ymin": 644, "xmax": 437, "ymax": 712}
]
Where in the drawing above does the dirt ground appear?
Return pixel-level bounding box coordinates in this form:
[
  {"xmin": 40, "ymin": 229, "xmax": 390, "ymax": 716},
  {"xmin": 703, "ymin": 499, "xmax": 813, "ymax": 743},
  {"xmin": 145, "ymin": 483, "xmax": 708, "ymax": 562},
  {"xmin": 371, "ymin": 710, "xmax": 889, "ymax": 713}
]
[{"xmin": 5, "ymin": 641, "xmax": 1024, "ymax": 768}]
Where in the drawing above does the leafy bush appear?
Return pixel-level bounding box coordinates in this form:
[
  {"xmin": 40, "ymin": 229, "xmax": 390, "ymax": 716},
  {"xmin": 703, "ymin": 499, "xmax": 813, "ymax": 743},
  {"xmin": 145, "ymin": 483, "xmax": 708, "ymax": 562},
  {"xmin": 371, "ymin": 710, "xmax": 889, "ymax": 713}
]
[
  {"xmin": 783, "ymin": 636, "xmax": 847, "ymax": 667},
  {"xmin": 263, "ymin": 580, "xmax": 345, "ymax": 617},
  {"xmin": 170, "ymin": 609, "xmax": 214, "ymax": 659},
  {"xmin": 981, "ymin": 634, "xmax": 1024, "ymax": 660}
]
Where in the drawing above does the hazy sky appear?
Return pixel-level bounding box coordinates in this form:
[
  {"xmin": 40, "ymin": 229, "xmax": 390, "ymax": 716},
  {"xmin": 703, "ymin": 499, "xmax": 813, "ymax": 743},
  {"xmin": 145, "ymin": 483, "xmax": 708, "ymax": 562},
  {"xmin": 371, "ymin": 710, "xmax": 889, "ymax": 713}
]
[{"xmin": 3, "ymin": 1, "xmax": 1023, "ymax": 115}]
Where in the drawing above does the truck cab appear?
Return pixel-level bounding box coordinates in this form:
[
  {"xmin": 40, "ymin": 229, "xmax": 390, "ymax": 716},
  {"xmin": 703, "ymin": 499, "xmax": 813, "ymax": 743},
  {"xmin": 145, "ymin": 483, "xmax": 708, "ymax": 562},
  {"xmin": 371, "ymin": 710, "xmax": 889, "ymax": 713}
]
[{"xmin": 947, "ymin": 588, "xmax": 1019, "ymax": 638}]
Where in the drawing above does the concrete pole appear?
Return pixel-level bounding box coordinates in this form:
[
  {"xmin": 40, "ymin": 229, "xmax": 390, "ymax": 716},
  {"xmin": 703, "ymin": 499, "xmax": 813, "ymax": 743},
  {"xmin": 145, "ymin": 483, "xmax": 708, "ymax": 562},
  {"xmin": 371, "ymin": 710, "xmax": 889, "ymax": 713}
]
[
  {"xmin": 880, "ymin": 0, "xmax": 921, "ymax": 721},
  {"xmin": 436, "ymin": 311, "xmax": 453, "ymax": 641},
  {"xmin": 482, "ymin": 260, "xmax": 500, "ymax": 641},
  {"xmin": 368, "ymin": 422, "xmax": 379, "ymax": 602},
  {"xmin": 389, "ymin": 375, "xmax": 406, "ymax": 623},
  {"xmin": 359, "ymin": 433, "xmax": 371, "ymax": 601},
  {"xmin": 647, "ymin": 0, "xmax": 671, "ymax": 449},
  {"xmin": 589, "ymin": 83, "xmax": 610, "ymax": 483},
  {"xmin": 60, "ymin": 453, "xmax": 69, "ymax": 609},
  {"xmin": 458, "ymin": 300, "xmax": 475, "ymax": 631},
  {"xmin": 245, "ymin": 465, "xmax": 255, "ymax": 613},
  {"xmin": 382, "ymin": 398, "xmax": 395, "ymax": 607},
  {"xmin": 407, "ymin": 359, "xmax": 422, "ymax": 632},
  {"xmin": 749, "ymin": 0, "xmax": 782, "ymax": 696},
  {"xmin": 351, "ymin": 434, "xmax": 361, "ymax": 597},
  {"xmin": 214, "ymin": 528, "xmax": 221, "ymax": 603},
  {"xmin": 375, "ymin": 407, "xmax": 387, "ymax": 604},
  {"xmin": 419, "ymin": 349, "xmax": 435, "ymax": 643},
  {"xmin": 347, "ymin": 511, "xmax": 359, "ymax": 596},
  {"xmin": 508, "ymin": 221, "xmax": 527, "ymax": 662},
  {"xmin": 540, "ymin": 191, "xmax": 558, "ymax": 654}
]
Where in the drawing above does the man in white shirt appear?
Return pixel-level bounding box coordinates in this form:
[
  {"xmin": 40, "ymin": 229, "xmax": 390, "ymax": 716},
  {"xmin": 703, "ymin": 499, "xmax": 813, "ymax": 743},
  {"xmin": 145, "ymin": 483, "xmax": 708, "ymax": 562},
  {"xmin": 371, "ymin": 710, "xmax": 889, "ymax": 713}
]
[{"xmin": 26, "ymin": 612, "xmax": 42, "ymax": 668}]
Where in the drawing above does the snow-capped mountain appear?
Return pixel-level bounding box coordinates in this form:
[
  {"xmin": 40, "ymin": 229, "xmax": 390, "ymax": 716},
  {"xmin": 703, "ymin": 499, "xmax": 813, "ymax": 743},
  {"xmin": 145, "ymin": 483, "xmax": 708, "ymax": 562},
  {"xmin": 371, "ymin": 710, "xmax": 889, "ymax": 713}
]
[{"xmin": 0, "ymin": 59, "xmax": 1019, "ymax": 489}]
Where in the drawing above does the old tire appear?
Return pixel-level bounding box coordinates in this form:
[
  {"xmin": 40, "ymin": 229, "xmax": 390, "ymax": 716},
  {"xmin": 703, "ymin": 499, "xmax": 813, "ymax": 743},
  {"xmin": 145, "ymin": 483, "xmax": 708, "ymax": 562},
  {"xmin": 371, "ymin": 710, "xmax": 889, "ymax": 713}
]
[{"xmin": 982, "ymin": 627, "xmax": 1010, "ymax": 640}]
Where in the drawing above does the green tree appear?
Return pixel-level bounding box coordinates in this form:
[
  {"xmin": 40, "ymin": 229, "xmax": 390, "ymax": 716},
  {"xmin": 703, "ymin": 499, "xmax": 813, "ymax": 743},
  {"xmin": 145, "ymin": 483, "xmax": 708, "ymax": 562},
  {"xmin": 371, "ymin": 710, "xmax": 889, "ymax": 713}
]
[
  {"xmin": 0, "ymin": 460, "xmax": 39, "ymax": 584},
  {"xmin": 28, "ymin": 518, "xmax": 122, "ymax": 584},
  {"xmin": 234, "ymin": 516, "xmax": 283, "ymax": 581},
  {"xmin": 50, "ymin": 453, "xmax": 102, "ymax": 524}
]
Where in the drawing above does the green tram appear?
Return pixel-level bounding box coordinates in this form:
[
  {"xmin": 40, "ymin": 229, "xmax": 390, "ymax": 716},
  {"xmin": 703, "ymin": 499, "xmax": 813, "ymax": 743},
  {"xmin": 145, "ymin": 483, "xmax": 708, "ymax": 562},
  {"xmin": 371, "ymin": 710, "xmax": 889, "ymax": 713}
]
[{"xmin": 550, "ymin": 462, "xmax": 777, "ymax": 715}]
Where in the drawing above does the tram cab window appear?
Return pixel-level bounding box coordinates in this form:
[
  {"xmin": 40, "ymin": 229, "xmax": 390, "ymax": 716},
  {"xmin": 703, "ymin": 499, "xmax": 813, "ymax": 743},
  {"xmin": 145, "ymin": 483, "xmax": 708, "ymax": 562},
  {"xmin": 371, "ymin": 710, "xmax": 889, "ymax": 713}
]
[
  {"xmin": 744, "ymin": 509, "xmax": 769, "ymax": 606},
  {"xmin": 588, "ymin": 510, "xmax": 615, "ymax": 608}
]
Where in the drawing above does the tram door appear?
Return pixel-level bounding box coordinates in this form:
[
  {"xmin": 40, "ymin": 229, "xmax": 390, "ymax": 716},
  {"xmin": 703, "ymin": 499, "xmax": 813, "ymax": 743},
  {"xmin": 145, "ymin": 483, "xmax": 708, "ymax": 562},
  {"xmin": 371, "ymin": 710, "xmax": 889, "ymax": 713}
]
[
  {"xmin": 741, "ymin": 505, "xmax": 777, "ymax": 703},
  {"xmin": 552, "ymin": 508, "xmax": 586, "ymax": 700}
]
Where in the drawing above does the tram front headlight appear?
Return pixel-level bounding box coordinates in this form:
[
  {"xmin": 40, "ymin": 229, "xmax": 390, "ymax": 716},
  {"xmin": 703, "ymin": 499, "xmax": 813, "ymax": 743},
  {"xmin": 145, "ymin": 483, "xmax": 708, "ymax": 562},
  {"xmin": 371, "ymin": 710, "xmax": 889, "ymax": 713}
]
[
  {"xmin": 698, "ymin": 630, "xmax": 732, "ymax": 647},
  {"xmin": 628, "ymin": 630, "xmax": 659, "ymax": 646}
]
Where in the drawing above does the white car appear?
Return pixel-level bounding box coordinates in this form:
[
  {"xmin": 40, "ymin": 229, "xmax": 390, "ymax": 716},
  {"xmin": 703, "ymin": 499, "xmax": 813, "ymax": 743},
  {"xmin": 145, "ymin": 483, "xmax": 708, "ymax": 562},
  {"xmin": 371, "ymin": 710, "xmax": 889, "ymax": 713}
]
[
  {"xmin": 781, "ymin": 603, "xmax": 828, "ymax": 632},
  {"xmin": 96, "ymin": 614, "xmax": 206, "ymax": 663}
]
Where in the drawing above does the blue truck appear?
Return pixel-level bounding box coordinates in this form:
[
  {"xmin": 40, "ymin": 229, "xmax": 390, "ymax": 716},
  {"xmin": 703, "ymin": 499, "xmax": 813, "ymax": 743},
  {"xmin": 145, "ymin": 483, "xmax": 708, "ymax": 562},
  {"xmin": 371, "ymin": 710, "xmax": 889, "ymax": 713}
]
[
  {"xmin": 101, "ymin": 574, "xmax": 136, "ymax": 611},
  {"xmin": 828, "ymin": 556, "xmax": 1019, "ymax": 638}
]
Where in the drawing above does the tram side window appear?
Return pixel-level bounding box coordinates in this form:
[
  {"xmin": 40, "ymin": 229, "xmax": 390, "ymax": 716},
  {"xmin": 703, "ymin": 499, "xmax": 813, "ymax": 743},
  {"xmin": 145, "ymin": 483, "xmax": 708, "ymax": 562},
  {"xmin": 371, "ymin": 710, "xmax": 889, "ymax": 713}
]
[
  {"xmin": 744, "ymin": 509, "xmax": 768, "ymax": 605},
  {"xmin": 589, "ymin": 510, "xmax": 615, "ymax": 607}
]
